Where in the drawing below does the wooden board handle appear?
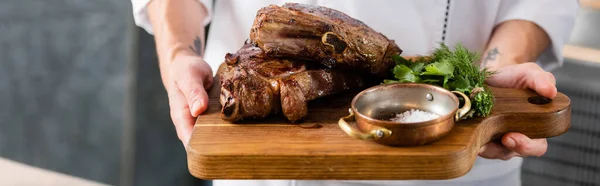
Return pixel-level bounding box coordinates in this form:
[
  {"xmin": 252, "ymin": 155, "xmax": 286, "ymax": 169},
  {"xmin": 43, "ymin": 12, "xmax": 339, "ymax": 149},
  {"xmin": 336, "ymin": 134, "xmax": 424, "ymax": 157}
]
[{"xmin": 476, "ymin": 87, "xmax": 571, "ymax": 143}]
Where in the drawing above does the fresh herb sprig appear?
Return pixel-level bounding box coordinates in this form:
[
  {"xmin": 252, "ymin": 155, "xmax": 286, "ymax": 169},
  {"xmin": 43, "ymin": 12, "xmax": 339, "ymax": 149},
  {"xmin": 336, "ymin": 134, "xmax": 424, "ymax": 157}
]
[{"xmin": 384, "ymin": 43, "xmax": 496, "ymax": 118}]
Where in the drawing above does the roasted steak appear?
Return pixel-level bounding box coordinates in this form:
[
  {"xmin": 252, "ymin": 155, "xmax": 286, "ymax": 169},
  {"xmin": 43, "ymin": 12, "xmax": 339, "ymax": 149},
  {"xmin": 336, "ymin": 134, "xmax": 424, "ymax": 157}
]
[
  {"xmin": 250, "ymin": 3, "xmax": 403, "ymax": 77},
  {"xmin": 220, "ymin": 43, "xmax": 366, "ymax": 122},
  {"xmin": 220, "ymin": 3, "xmax": 402, "ymax": 122}
]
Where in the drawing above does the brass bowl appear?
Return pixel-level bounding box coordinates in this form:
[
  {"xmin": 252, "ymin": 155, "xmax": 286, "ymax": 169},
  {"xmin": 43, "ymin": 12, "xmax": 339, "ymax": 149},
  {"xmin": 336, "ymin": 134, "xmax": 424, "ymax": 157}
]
[{"xmin": 338, "ymin": 83, "xmax": 471, "ymax": 146}]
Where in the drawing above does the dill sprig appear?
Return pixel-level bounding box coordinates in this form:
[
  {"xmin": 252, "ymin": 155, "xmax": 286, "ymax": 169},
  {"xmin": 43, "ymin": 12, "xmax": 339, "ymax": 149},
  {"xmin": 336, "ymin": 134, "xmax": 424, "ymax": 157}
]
[{"xmin": 384, "ymin": 43, "xmax": 496, "ymax": 118}]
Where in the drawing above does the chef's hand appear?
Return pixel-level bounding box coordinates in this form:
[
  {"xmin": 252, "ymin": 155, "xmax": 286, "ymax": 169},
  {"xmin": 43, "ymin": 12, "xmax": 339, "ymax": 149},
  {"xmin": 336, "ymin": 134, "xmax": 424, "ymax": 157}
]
[
  {"xmin": 478, "ymin": 62, "xmax": 556, "ymax": 160},
  {"xmin": 166, "ymin": 52, "xmax": 213, "ymax": 146}
]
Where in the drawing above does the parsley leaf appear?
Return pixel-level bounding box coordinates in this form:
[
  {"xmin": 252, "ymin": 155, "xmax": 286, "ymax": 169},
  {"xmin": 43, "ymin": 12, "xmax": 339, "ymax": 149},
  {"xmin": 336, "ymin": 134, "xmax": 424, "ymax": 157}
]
[
  {"xmin": 409, "ymin": 62, "xmax": 425, "ymax": 73},
  {"xmin": 421, "ymin": 60, "xmax": 454, "ymax": 88},
  {"xmin": 392, "ymin": 65, "xmax": 420, "ymax": 83},
  {"xmin": 421, "ymin": 61, "xmax": 454, "ymax": 76}
]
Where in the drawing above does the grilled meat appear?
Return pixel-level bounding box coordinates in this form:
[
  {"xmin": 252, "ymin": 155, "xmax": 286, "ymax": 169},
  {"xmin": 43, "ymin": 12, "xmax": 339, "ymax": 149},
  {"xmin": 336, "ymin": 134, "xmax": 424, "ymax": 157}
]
[
  {"xmin": 250, "ymin": 3, "xmax": 402, "ymax": 77},
  {"xmin": 279, "ymin": 69, "xmax": 365, "ymax": 121},
  {"xmin": 220, "ymin": 3, "xmax": 402, "ymax": 122},
  {"xmin": 219, "ymin": 44, "xmax": 366, "ymax": 122}
]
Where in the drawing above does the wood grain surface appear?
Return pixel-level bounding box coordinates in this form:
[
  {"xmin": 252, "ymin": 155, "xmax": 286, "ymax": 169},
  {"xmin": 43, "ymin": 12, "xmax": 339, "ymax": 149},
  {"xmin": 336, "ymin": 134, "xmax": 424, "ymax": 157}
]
[{"xmin": 187, "ymin": 65, "xmax": 571, "ymax": 180}]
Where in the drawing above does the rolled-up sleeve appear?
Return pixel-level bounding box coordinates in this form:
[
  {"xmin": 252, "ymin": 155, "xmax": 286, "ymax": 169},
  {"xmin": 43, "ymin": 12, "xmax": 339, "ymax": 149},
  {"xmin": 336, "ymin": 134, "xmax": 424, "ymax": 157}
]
[
  {"xmin": 496, "ymin": 0, "xmax": 579, "ymax": 71},
  {"xmin": 130, "ymin": 0, "xmax": 213, "ymax": 35}
]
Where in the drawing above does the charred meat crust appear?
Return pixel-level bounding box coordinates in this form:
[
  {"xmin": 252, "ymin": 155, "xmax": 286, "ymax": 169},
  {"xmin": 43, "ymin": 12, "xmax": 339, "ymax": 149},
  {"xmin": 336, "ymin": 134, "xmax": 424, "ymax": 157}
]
[{"xmin": 250, "ymin": 3, "xmax": 402, "ymax": 77}]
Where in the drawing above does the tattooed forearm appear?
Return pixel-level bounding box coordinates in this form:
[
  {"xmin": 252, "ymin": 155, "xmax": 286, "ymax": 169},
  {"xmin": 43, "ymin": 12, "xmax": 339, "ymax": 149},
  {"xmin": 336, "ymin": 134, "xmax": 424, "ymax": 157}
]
[
  {"xmin": 481, "ymin": 48, "xmax": 499, "ymax": 68},
  {"xmin": 189, "ymin": 36, "xmax": 203, "ymax": 56}
]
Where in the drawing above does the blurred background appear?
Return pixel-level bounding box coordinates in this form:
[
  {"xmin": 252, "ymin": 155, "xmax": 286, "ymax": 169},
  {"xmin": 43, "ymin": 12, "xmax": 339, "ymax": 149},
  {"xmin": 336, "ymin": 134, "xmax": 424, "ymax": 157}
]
[{"xmin": 0, "ymin": 0, "xmax": 598, "ymax": 186}]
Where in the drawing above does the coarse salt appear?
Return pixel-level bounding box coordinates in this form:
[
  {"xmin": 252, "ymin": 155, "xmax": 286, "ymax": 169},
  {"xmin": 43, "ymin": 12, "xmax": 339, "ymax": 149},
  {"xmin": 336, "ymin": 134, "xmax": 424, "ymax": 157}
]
[{"xmin": 390, "ymin": 109, "xmax": 439, "ymax": 123}]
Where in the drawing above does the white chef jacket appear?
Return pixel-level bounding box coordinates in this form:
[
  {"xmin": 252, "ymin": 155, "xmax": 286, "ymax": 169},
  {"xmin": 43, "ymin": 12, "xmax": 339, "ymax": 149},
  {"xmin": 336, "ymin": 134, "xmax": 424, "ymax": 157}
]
[{"xmin": 131, "ymin": 0, "xmax": 578, "ymax": 186}]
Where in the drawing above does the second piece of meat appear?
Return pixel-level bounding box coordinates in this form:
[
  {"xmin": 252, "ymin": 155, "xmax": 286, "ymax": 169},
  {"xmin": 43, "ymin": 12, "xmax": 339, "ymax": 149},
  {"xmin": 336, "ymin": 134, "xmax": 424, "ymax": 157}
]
[
  {"xmin": 278, "ymin": 69, "xmax": 366, "ymax": 122},
  {"xmin": 220, "ymin": 44, "xmax": 366, "ymax": 122}
]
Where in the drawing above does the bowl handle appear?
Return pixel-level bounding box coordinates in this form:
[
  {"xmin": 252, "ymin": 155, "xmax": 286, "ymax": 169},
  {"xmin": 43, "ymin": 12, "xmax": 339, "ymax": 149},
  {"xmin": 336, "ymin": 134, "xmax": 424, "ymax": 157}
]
[
  {"xmin": 338, "ymin": 109, "xmax": 392, "ymax": 140},
  {"xmin": 451, "ymin": 91, "xmax": 472, "ymax": 121}
]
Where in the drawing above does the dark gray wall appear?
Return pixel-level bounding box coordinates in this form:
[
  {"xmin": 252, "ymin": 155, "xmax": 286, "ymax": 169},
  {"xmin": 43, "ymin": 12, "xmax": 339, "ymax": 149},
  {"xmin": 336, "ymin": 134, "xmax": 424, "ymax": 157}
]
[
  {"xmin": 521, "ymin": 7, "xmax": 600, "ymax": 186},
  {"xmin": 522, "ymin": 59, "xmax": 600, "ymax": 186},
  {"xmin": 0, "ymin": 0, "xmax": 133, "ymax": 184},
  {"xmin": 0, "ymin": 0, "xmax": 209, "ymax": 185}
]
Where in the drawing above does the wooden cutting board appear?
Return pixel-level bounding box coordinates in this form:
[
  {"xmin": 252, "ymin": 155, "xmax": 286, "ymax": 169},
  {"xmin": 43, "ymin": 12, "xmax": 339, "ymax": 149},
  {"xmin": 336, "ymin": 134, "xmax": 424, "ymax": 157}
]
[{"xmin": 187, "ymin": 65, "xmax": 571, "ymax": 180}]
